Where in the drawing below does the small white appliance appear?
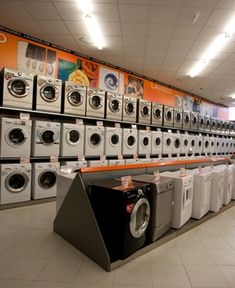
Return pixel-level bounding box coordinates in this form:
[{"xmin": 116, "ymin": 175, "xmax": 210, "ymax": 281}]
[
  {"xmin": 88, "ymin": 160, "xmax": 108, "ymax": 167},
  {"xmin": 138, "ymin": 130, "xmax": 152, "ymax": 155},
  {"xmin": 122, "ymin": 128, "xmax": 138, "ymax": 156},
  {"xmin": 0, "ymin": 117, "xmax": 32, "ymax": 158},
  {"xmin": 216, "ymin": 119, "xmax": 221, "ymax": 133},
  {"xmin": 137, "ymin": 99, "xmax": 151, "ymax": 125},
  {"xmin": 189, "ymin": 135, "xmax": 197, "ymax": 155},
  {"xmin": 63, "ymin": 81, "xmax": 86, "ymax": 116},
  {"xmin": 105, "ymin": 92, "xmax": 123, "ymax": 121},
  {"xmin": 216, "ymin": 165, "xmax": 233, "ymax": 205},
  {"xmin": 173, "ymin": 108, "xmax": 183, "ymax": 128},
  {"xmin": 0, "ymin": 67, "xmax": 34, "ymax": 109},
  {"xmin": 203, "ymin": 135, "xmax": 210, "ymax": 154},
  {"xmin": 181, "ymin": 133, "xmax": 189, "ymax": 155},
  {"xmin": 190, "ymin": 112, "xmax": 198, "ymax": 130},
  {"xmin": 104, "ymin": 127, "xmax": 122, "ymax": 156},
  {"xmin": 182, "ymin": 111, "xmax": 190, "ymax": 129},
  {"xmin": 232, "ymin": 164, "xmax": 235, "ymax": 200},
  {"xmin": 84, "ymin": 125, "xmax": 105, "ymax": 157},
  {"xmin": 108, "ymin": 159, "xmax": 125, "ymax": 166},
  {"xmin": 31, "ymin": 120, "xmax": 60, "ymax": 157},
  {"xmin": 32, "ymin": 162, "xmax": 60, "ymax": 199},
  {"xmin": 210, "ymin": 136, "xmax": 216, "ymax": 155},
  {"xmin": 196, "ymin": 135, "xmax": 203, "ymax": 155},
  {"xmin": 221, "ymin": 121, "xmax": 226, "ymax": 135},
  {"xmin": 172, "ymin": 133, "xmax": 181, "ymax": 155},
  {"xmin": 60, "ymin": 161, "xmax": 87, "ymax": 173},
  {"xmin": 60, "ymin": 123, "xmax": 84, "ymax": 157},
  {"xmin": 211, "ymin": 118, "xmax": 217, "ymax": 133},
  {"xmin": 204, "ymin": 116, "xmax": 211, "ymax": 132},
  {"xmin": 151, "ymin": 131, "xmax": 162, "ymax": 155},
  {"xmin": 214, "ymin": 136, "xmax": 220, "ymax": 155},
  {"xmin": 86, "ymin": 87, "xmax": 105, "ymax": 118},
  {"xmin": 0, "ymin": 163, "xmax": 31, "ymax": 204},
  {"xmin": 220, "ymin": 137, "xmax": 226, "ymax": 154},
  {"xmin": 162, "ymin": 132, "xmax": 173, "ymax": 155},
  {"xmin": 229, "ymin": 138, "xmax": 234, "ymax": 154},
  {"xmin": 161, "ymin": 171, "xmax": 194, "ymax": 229},
  {"xmin": 225, "ymin": 137, "xmax": 229, "ymax": 154},
  {"xmin": 122, "ymin": 96, "xmax": 137, "ymax": 123},
  {"xmin": 198, "ymin": 115, "xmax": 205, "ymax": 131},
  {"xmin": 163, "ymin": 105, "xmax": 173, "ymax": 127},
  {"xmin": 151, "ymin": 103, "xmax": 163, "ymax": 126},
  {"xmin": 34, "ymin": 75, "xmax": 62, "ymax": 113}
]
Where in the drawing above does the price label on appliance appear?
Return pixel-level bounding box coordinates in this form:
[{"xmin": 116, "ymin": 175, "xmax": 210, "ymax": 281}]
[
  {"xmin": 100, "ymin": 155, "xmax": 106, "ymax": 161},
  {"xmin": 50, "ymin": 155, "xmax": 58, "ymax": 163},
  {"xmin": 121, "ymin": 175, "xmax": 132, "ymax": 189},
  {"xmin": 146, "ymin": 154, "xmax": 150, "ymax": 159},
  {"xmin": 115, "ymin": 123, "xmax": 121, "ymax": 128},
  {"xmin": 20, "ymin": 113, "xmax": 30, "ymax": 120},
  {"xmin": 180, "ymin": 167, "xmax": 186, "ymax": 177},
  {"xmin": 153, "ymin": 170, "xmax": 160, "ymax": 182},
  {"xmin": 76, "ymin": 119, "xmax": 83, "ymax": 125},
  {"xmin": 96, "ymin": 121, "xmax": 103, "ymax": 126},
  {"xmin": 118, "ymin": 154, "xmax": 123, "ymax": 160},
  {"xmin": 20, "ymin": 156, "xmax": 30, "ymax": 164},
  {"xmin": 146, "ymin": 126, "xmax": 150, "ymax": 131},
  {"xmin": 131, "ymin": 125, "xmax": 137, "ymax": 129},
  {"xmin": 77, "ymin": 155, "xmax": 85, "ymax": 161}
]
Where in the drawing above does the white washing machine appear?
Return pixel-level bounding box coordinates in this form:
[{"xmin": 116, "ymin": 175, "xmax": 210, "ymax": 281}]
[
  {"xmin": 88, "ymin": 160, "xmax": 108, "ymax": 167},
  {"xmin": 173, "ymin": 108, "xmax": 183, "ymax": 129},
  {"xmin": 162, "ymin": 132, "xmax": 173, "ymax": 155},
  {"xmin": 31, "ymin": 120, "xmax": 60, "ymax": 157},
  {"xmin": 211, "ymin": 118, "xmax": 217, "ymax": 133},
  {"xmin": 60, "ymin": 123, "xmax": 84, "ymax": 157},
  {"xmin": 204, "ymin": 116, "xmax": 211, "ymax": 132},
  {"xmin": 137, "ymin": 99, "xmax": 151, "ymax": 125},
  {"xmin": 196, "ymin": 135, "xmax": 203, "ymax": 155},
  {"xmin": 216, "ymin": 165, "xmax": 233, "ymax": 205},
  {"xmin": 181, "ymin": 133, "xmax": 189, "ymax": 155},
  {"xmin": 122, "ymin": 96, "xmax": 137, "ymax": 123},
  {"xmin": 216, "ymin": 119, "xmax": 221, "ymax": 133},
  {"xmin": 182, "ymin": 110, "xmax": 190, "ymax": 129},
  {"xmin": 220, "ymin": 137, "xmax": 226, "ymax": 154},
  {"xmin": 32, "ymin": 162, "xmax": 60, "ymax": 199},
  {"xmin": 210, "ymin": 136, "xmax": 216, "ymax": 155},
  {"xmin": 189, "ymin": 135, "xmax": 197, "ymax": 155},
  {"xmin": 232, "ymin": 164, "xmax": 235, "ymax": 200},
  {"xmin": 198, "ymin": 115, "xmax": 205, "ymax": 131},
  {"xmin": 151, "ymin": 103, "xmax": 163, "ymax": 126},
  {"xmin": 225, "ymin": 138, "xmax": 230, "ymax": 154},
  {"xmin": 108, "ymin": 159, "xmax": 125, "ymax": 166},
  {"xmin": 190, "ymin": 112, "xmax": 198, "ymax": 130},
  {"xmin": 161, "ymin": 171, "xmax": 194, "ymax": 229},
  {"xmin": 214, "ymin": 136, "xmax": 220, "ymax": 155},
  {"xmin": 151, "ymin": 131, "xmax": 162, "ymax": 155},
  {"xmin": 84, "ymin": 125, "xmax": 105, "ymax": 157},
  {"xmin": 122, "ymin": 128, "xmax": 138, "ymax": 156},
  {"xmin": 86, "ymin": 87, "xmax": 105, "ymax": 118},
  {"xmin": 229, "ymin": 138, "xmax": 234, "ymax": 154},
  {"xmin": 187, "ymin": 168, "xmax": 212, "ymax": 219},
  {"xmin": 104, "ymin": 127, "xmax": 122, "ymax": 156},
  {"xmin": 138, "ymin": 130, "xmax": 152, "ymax": 155},
  {"xmin": 63, "ymin": 81, "xmax": 86, "ymax": 116},
  {"xmin": 172, "ymin": 133, "xmax": 181, "ymax": 155},
  {"xmin": 0, "ymin": 163, "xmax": 31, "ymax": 204},
  {"xmin": 0, "ymin": 67, "xmax": 34, "ymax": 110},
  {"xmin": 0, "ymin": 117, "xmax": 32, "ymax": 158},
  {"xmin": 34, "ymin": 75, "xmax": 62, "ymax": 113},
  {"xmin": 163, "ymin": 105, "xmax": 173, "ymax": 127},
  {"xmin": 105, "ymin": 92, "xmax": 123, "ymax": 121},
  {"xmin": 60, "ymin": 160, "xmax": 87, "ymax": 174},
  {"xmin": 203, "ymin": 135, "xmax": 210, "ymax": 154}
]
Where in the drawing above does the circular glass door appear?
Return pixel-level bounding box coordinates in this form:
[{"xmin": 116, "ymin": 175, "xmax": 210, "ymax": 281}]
[
  {"xmin": 6, "ymin": 172, "xmax": 28, "ymax": 193},
  {"xmin": 141, "ymin": 105, "xmax": 150, "ymax": 117},
  {"xmin": 66, "ymin": 129, "xmax": 80, "ymax": 145},
  {"xmin": 125, "ymin": 102, "xmax": 134, "ymax": 115},
  {"xmin": 155, "ymin": 137, "xmax": 161, "ymax": 147},
  {"xmin": 175, "ymin": 138, "xmax": 180, "ymax": 148},
  {"xmin": 90, "ymin": 133, "xmax": 101, "ymax": 147},
  {"xmin": 175, "ymin": 113, "xmax": 181, "ymax": 122},
  {"xmin": 89, "ymin": 95, "xmax": 103, "ymax": 110},
  {"xmin": 40, "ymin": 130, "xmax": 55, "ymax": 145},
  {"xmin": 6, "ymin": 127, "xmax": 27, "ymax": 146},
  {"xmin": 8, "ymin": 78, "xmax": 29, "ymax": 98},
  {"xmin": 127, "ymin": 135, "xmax": 135, "ymax": 147},
  {"xmin": 40, "ymin": 85, "xmax": 58, "ymax": 102},
  {"xmin": 109, "ymin": 99, "xmax": 121, "ymax": 112},
  {"xmin": 166, "ymin": 111, "xmax": 172, "ymax": 121},
  {"xmin": 154, "ymin": 108, "xmax": 161, "ymax": 119},
  {"xmin": 39, "ymin": 170, "xmax": 57, "ymax": 189},
  {"xmin": 142, "ymin": 137, "xmax": 149, "ymax": 147},
  {"xmin": 110, "ymin": 134, "xmax": 119, "ymax": 146},
  {"xmin": 67, "ymin": 90, "xmax": 83, "ymax": 106},
  {"xmin": 166, "ymin": 138, "xmax": 171, "ymax": 146}
]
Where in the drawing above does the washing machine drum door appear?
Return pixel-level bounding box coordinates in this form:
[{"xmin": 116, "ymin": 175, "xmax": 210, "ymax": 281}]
[
  {"xmin": 109, "ymin": 99, "xmax": 121, "ymax": 112},
  {"xmin": 129, "ymin": 197, "xmax": 150, "ymax": 238},
  {"xmin": 166, "ymin": 110, "xmax": 172, "ymax": 121},
  {"xmin": 89, "ymin": 133, "xmax": 101, "ymax": 147},
  {"xmin": 89, "ymin": 95, "xmax": 103, "ymax": 110},
  {"xmin": 154, "ymin": 108, "xmax": 162, "ymax": 119},
  {"xmin": 7, "ymin": 127, "xmax": 27, "ymax": 146},
  {"xmin": 39, "ymin": 170, "xmax": 57, "ymax": 189},
  {"xmin": 8, "ymin": 78, "xmax": 30, "ymax": 98},
  {"xmin": 40, "ymin": 129, "xmax": 55, "ymax": 145},
  {"xmin": 125, "ymin": 101, "xmax": 135, "ymax": 115},
  {"xmin": 6, "ymin": 172, "xmax": 28, "ymax": 193},
  {"xmin": 68, "ymin": 90, "xmax": 84, "ymax": 106},
  {"xmin": 40, "ymin": 85, "xmax": 58, "ymax": 102},
  {"xmin": 141, "ymin": 105, "xmax": 150, "ymax": 117},
  {"xmin": 110, "ymin": 134, "xmax": 119, "ymax": 146},
  {"xmin": 67, "ymin": 129, "xmax": 80, "ymax": 145}
]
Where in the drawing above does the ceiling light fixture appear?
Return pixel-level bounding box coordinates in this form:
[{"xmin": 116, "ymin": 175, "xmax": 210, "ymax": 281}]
[{"xmin": 77, "ymin": 0, "xmax": 93, "ymax": 14}]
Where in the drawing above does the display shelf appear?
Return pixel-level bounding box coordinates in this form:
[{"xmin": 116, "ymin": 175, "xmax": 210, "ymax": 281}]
[{"xmin": 0, "ymin": 197, "xmax": 55, "ymax": 210}]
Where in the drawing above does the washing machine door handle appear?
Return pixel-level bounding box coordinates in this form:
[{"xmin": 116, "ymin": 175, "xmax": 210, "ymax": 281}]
[{"xmin": 7, "ymin": 78, "xmax": 30, "ymax": 98}]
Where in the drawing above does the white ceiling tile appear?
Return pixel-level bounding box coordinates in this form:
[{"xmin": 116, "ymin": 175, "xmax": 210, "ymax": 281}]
[
  {"xmin": 121, "ymin": 23, "xmax": 148, "ymax": 37},
  {"xmin": 105, "ymin": 55, "xmax": 126, "ymax": 66},
  {"xmin": 145, "ymin": 49, "xmax": 166, "ymax": 58},
  {"xmin": 119, "ymin": 4, "xmax": 150, "ymax": 22},
  {"xmin": 148, "ymin": 24, "xmax": 175, "ymax": 38},
  {"xmin": 0, "ymin": 1, "xmax": 33, "ymax": 19},
  {"xmin": 172, "ymin": 25, "xmax": 202, "ymax": 40},
  {"xmin": 177, "ymin": 7, "xmax": 212, "ymax": 26},
  {"xmin": 206, "ymin": 9, "xmax": 235, "ymax": 28},
  {"xmin": 183, "ymin": 0, "xmax": 217, "ymax": 8},
  {"xmin": 169, "ymin": 39, "xmax": 194, "ymax": 50},
  {"xmin": 50, "ymin": 34, "xmax": 77, "ymax": 47},
  {"xmin": 92, "ymin": 3, "xmax": 120, "ymax": 22},
  {"xmin": 9, "ymin": 19, "xmax": 45, "ymax": 34},
  {"xmin": 163, "ymin": 58, "xmax": 183, "ymax": 66},
  {"xmin": 161, "ymin": 64, "xmax": 180, "ymax": 72},
  {"xmin": 144, "ymin": 57, "xmax": 164, "ymax": 65},
  {"xmin": 123, "ymin": 37, "xmax": 146, "ymax": 48},
  {"xmin": 146, "ymin": 38, "xmax": 170, "ymax": 49},
  {"xmin": 37, "ymin": 20, "xmax": 70, "ymax": 34},
  {"xmin": 149, "ymin": 6, "xmax": 180, "ymax": 24},
  {"xmin": 125, "ymin": 57, "xmax": 144, "ymax": 65},
  {"xmin": 100, "ymin": 22, "xmax": 122, "ymax": 36},
  {"xmin": 22, "ymin": 2, "xmax": 61, "ymax": 20},
  {"xmin": 65, "ymin": 21, "xmax": 86, "ymax": 35},
  {"xmin": 104, "ymin": 47, "xmax": 124, "ymax": 56},
  {"xmin": 197, "ymin": 26, "xmax": 223, "ymax": 41},
  {"xmin": 118, "ymin": 0, "xmax": 152, "ymax": 4},
  {"xmin": 53, "ymin": 2, "xmax": 81, "ymax": 21},
  {"xmin": 125, "ymin": 47, "xmax": 145, "ymax": 57},
  {"xmin": 104, "ymin": 36, "xmax": 123, "ymax": 47},
  {"xmin": 166, "ymin": 49, "xmax": 189, "ymax": 58},
  {"xmin": 216, "ymin": 0, "xmax": 235, "ymax": 9},
  {"xmin": 151, "ymin": 0, "xmax": 183, "ymax": 6},
  {"xmin": 30, "ymin": 33, "xmax": 54, "ymax": 43}
]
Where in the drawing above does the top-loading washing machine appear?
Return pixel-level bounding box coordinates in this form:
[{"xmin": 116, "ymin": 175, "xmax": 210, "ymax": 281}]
[
  {"xmin": 182, "ymin": 110, "xmax": 190, "ymax": 130},
  {"xmin": 62, "ymin": 81, "xmax": 86, "ymax": 116},
  {"xmin": 190, "ymin": 112, "xmax": 198, "ymax": 131},
  {"xmin": 162, "ymin": 132, "xmax": 173, "ymax": 155},
  {"xmin": 173, "ymin": 108, "xmax": 183, "ymax": 129},
  {"xmin": 122, "ymin": 128, "xmax": 138, "ymax": 156},
  {"xmin": 138, "ymin": 129, "xmax": 152, "ymax": 155},
  {"xmin": 34, "ymin": 75, "xmax": 62, "ymax": 113},
  {"xmin": 105, "ymin": 92, "xmax": 123, "ymax": 121},
  {"xmin": 161, "ymin": 171, "xmax": 194, "ymax": 229},
  {"xmin": 89, "ymin": 179, "xmax": 150, "ymax": 261},
  {"xmin": 203, "ymin": 135, "xmax": 210, "ymax": 154},
  {"xmin": 60, "ymin": 122, "xmax": 84, "ymax": 157},
  {"xmin": 172, "ymin": 133, "xmax": 181, "ymax": 155},
  {"xmin": 204, "ymin": 116, "xmax": 211, "ymax": 132},
  {"xmin": 196, "ymin": 135, "xmax": 203, "ymax": 155},
  {"xmin": 86, "ymin": 87, "xmax": 105, "ymax": 118},
  {"xmin": 181, "ymin": 133, "xmax": 189, "ymax": 155},
  {"xmin": 216, "ymin": 165, "xmax": 233, "ymax": 205},
  {"xmin": 163, "ymin": 105, "xmax": 174, "ymax": 127},
  {"xmin": 151, "ymin": 131, "xmax": 162, "ymax": 156},
  {"xmin": 0, "ymin": 67, "xmax": 34, "ymax": 110},
  {"xmin": 133, "ymin": 174, "xmax": 174, "ymax": 242},
  {"xmin": 0, "ymin": 117, "xmax": 32, "ymax": 158},
  {"xmin": 122, "ymin": 96, "xmax": 137, "ymax": 123},
  {"xmin": 104, "ymin": 126, "xmax": 122, "ymax": 156},
  {"xmin": 84, "ymin": 125, "xmax": 105, "ymax": 157},
  {"xmin": 151, "ymin": 103, "xmax": 163, "ymax": 126},
  {"xmin": 137, "ymin": 99, "xmax": 151, "ymax": 125},
  {"xmin": 198, "ymin": 114, "xmax": 205, "ymax": 131}
]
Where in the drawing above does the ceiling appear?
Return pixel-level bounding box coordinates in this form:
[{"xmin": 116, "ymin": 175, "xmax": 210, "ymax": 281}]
[{"xmin": 1, "ymin": 0, "xmax": 235, "ymax": 107}]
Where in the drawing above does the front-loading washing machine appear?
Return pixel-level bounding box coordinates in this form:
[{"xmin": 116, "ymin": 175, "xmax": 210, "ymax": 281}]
[
  {"xmin": 220, "ymin": 137, "xmax": 226, "ymax": 154},
  {"xmin": 199, "ymin": 115, "xmax": 205, "ymax": 131},
  {"xmin": 84, "ymin": 125, "xmax": 105, "ymax": 157},
  {"xmin": 229, "ymin": 138, "xmax": 234, "ymax": 154},
  {"xmin": 215, "ymin": 137, "xmax": 220, "ymax": 155},
  {"xmin": 203, "ymin": 135, "xmax": 210, "ymax": 154},
  {"xmin": 108, "ymin": 159, "xmax": 125, "ymax": 166},
  {"xmin": 232, "ymin": 165, "xmax": 235, "ymax": 200},
  {"xmin": 151, "ymin": 131, "xmax": 162, "ymax": 156},
  {"xmin": 161, "ymin": 171, "xmax": 194, "ymax": 229},
  {"xmin": 181, "ymin": 133, "xmax": 189, "ymax": 155},
  {"xmin": 32, "ymin": 162, "xmax": 60, "ymax": 199},
  {"xmin": 0, "ymin": 163, "xmax": 31, "ymax": 204},
  {"xmin": 151, "ymin": 103, "xmax": 163, "ymax": 126},
  {"xmin": 204, "ymin": 116, "xmax": 211, "ymax": 132},
  {"xmin": 89, "ymin": 179, "xmax": 150, "ymax": 261},
  {"xmin": 211, "ymin": 118, "xmax": 217, "ymax": 133},
  {"xmin": 210, "ymin": 136, "xmax": 216, "ymax": 155},
  {"xmin": 60, "ymin": 160, "xmax": 87, "ymax": 174},
  {"xmin": 172, "ymin": 133, "xmax": 181, "ymax": 155},
  {"xmin": 105, "ymin": 127, "xmax": 122, "ymax": 156},
  {"xmin": 216, "ymin": 119, "xmax": 221, "ymax": 133},
  {"xmin": 182, "ymin": 110, "xmax": 190, "ymax": 129},
  {"xmin": 122, "ymin": 128, "xmax": 138, "ymax": 156},
  {"xmin": 196, "ymin": 135, "xmax": 203, "ymax": 155},
  {"xmin": 162, "ymin": 132, "xmax": 173, "ymax": 155},
  {"xmin": 88, "ymin": 160, "xmax": 108, "ymax": 167},
  {"xmin": 105, "ymin": 92, "xmax": 123, "ymax": 121},
  {"xmin": 163, "ymin": 105, "xmax": 173, "ymax": 127},
  {"xmin": 86, "ymin": 88, "xmax": 105, "ymax": 118},
  {"xmin": 133, "ymin": 174, "xmax": 174, "ymax": 242},
  {"xmin": 216, "ymin": 165, "xmax": 233, "ymax": 205},
  {"xmin": 122, "ymin": 96, "xmax": 137, "ymax": 123},
  {"xmin": 221, "ymin": 121, "xmax": 226, "ymax": 135},
  {"xmin": 62, "ymin": 81, "xmax": 86, "ymax": 116},
  {"xmin": 31, "ymin": 120, "xmax": 60, "ymax": 157},
  {"xmin": 225, "ymin": 137, "xmax": 229, "ymax": 154},
  {"xmin": 190, "ymin": 112, "xmax": 198, "ymax": 131},
  {"xmin": 137, "ymin": 99, "xmax": 151, "ymax": 125},
  {"xmin": 173, "ymin": 108, "xmax": 183, "ymax": 129},
  {"xmin": 60, "ymin": 123, "xmax": 84, "ymax": 157},
  {"xmin": 189, "ymin": 135, "xmax": 196, "ymax": 155},
  {"xmin": 34, "ymin": 75, "xmax": 62, "ymax": 113},
  {"xmin": 0, "ymin": 117, "xmax": 32, "ymax": 158},
  {"xmin": 138, "ymin": 129, "xmax": 152, "ymax": 155}
]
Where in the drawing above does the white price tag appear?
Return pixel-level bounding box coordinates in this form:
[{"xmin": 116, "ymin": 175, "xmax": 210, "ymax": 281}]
[
  {"xmin": 118, "ymin": 154, "xmax": 123, "ymax": 160},
  {"xmin": 133, "ymin": 154, "xmax": 138, "ymax": 159},
  {"xmin": 131, "ymin": 124, "xmax": 137, "ymax": 129},
  {"xmin": 115, "ymin": 123, "xmax": 121, "ymax": 128},
  {"xmin": 100, "ymin": 155, "xmax": 106, "ymax": 161},
  {"xmin": 153, "ymin": 170, "xmax": 160, "ymax": 182},
  {"xmin": 180, "ymin": 167, "xmax": 186, "ymax": 177},
  {"xmin": 20, "ymin": 156, "xmax": 30, "ymax": 164},
  {"xmin": 168, "ymin": 129, "xmax": 172, "ymax": 133},
  {"xmin": 146, "ymin": 126, "xmax": 150, "ymax": 131},
  {"xmin": 76, "ymin": 119, "xmax": 83, "ymax": 125},
  {"xmin": 77, "ymin": 155, "xmax": 85, "ymax": 161},
  {"xmin": 50, "ymin": 155, "xmax": 58, "ymax": 163},
  {"xmin": 97, "ymin": 121, "xmax": 103, "ymax": 126},
  {"xmin": 121, "ymin": 176, "xmax": 132, "ymax": 189},
  {"xmin": 20, "ymin": 113, "xmax": 30, "ymax": 120},
  {"xmin": 146, "ymin": 154, "xmax": 150, "ymax": 159}
]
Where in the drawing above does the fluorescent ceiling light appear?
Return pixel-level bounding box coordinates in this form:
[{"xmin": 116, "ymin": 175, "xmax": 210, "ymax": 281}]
[
  {"xmin": 189, "ymin": 60, "xmax": 208, "ymax": 78},
  {"xmin": 84, "ymin": 14, "xmax": 105, "ymax": 50},
  {"xmin": 77, "ymin": 0, "xmax": 93, "ymax": 13}
]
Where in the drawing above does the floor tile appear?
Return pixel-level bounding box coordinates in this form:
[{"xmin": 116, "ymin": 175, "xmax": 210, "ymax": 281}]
[
  {"xmin": 150, "ymin": 244, "xmax": 182, "ymax": 264},
  {"xmin": 0, "ymin": 239, "xmax": 32, "ymax": 257},
  {"xmin": 194, "ymin": 223, "xmax": 220, "ymax": 237},
  {"xmin": 218, "ymin": 266, "xmax": 235, "ymax": 287},
  {"xmin": 199, "ymin": 236, "xmax": 231, "ymax": 249},
  {"xmin": 0, "ymin": 279, "xmax": 33, "ymax": 288},
  {"xmin": 178, "ymin": 248, "xmax": 214, "ymax": 265},
  {"xmin": 32, "ymin": 280, "xmax": 74, "ymax": 288},
  {"xmin": 209, "ymin": 249, "xmax": 235, "ymax": 265},
  {"xmin": 52, "ymin": 241, "xmax": 85, "ymax": 262}
]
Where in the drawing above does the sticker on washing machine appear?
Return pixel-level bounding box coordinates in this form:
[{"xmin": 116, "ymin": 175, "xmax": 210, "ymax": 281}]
[
  {"xmin": 115, "ymin": 123, "xmax": 121, "ymax": 128},
  {"xmin": 76, "ymin": 119, "xmax": 83, "ymax": 125},
  {"xmin": 77, "ymin": 155, "xmax": 85, "ymax": 161},
  {"xmin": 20, "ymin": 113, "xmax": 30, "ymax": 120},
  {"xmin": 50, "ymin": 155, "xmax": 58, "ymax": 163},
  {"xmin": 20, "ymin": 156, "xmax": 29, "ymax": 164},
  {"xmin": 131, "ymin": 125, "xmax": 137, "ymax": 129},
  {"xmin": 118, "ymin": 154, "xmax": 123, "ymax": 160},
  {"xmin": 153, "ymin": 170, "xmax": 160, "ymax": 182},
  {"xmin": 100, "ymin": 155, "xmax": 106, "ymax": 161},
  {"xmin": 121, "ymin": 175, "xmax": 133, "ymax": 189},
  {"xmin": 96, "ymin": 121, "xmax": 103, "ymax": 126}
]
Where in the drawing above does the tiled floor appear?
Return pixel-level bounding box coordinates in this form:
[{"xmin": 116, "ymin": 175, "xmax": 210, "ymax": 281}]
[{"xmin": 1, "ymin": 202, "xmax": 235, "ymax": 288}]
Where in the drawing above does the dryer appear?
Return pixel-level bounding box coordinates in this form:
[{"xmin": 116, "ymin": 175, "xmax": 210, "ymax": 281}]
[
  {"xmin": 88, "ymin": 160, "xmax": 108, "ymax": 167},
  {"xmin": 163, "ymin": 105, "xmax": 173, "ymax": 127},
  {"xmin": 84, "ymin": 125, "xmax": 104, "ymax": 157},
  {"xmin": 137, "ymin": 99, "xmax": 151, "ymax": 125},
  {"xmin": 62, "ymin": 81, "xmax": 86, "ymax": 116},
  {"xmin": 138, "ymin": 129, "xmax": 152, "ymax": 155},
  {"xmin": 172, "ymin": 133, "xmax": 181, "ymax": 155},
  {"xmin": 108, "ymin": 159, "xmax": 125, "ymax": 166},
  {"xmin": 151, "ymin": 131, "xmax": 162, "ymax": 156},
  {"xmin": 204, "ymin": 116, "xmax": 211, "ymax": 132},
  {"xmin": 151, "ymin": 103, "xmax": 163, "ymax": 126},
  {"xmin": 122, "ymin": 96, "xmax": 137, "ymax": 123},
  {"xmin": 0, "ymin": 163, "xmax": 31, "ymax": 204},
  {"xmin": 122, "ymin": 128, "xmax": 138, "ymax": 156},
  {"xmin": 0, "ymin": 117, "xmax": 32, "ymax": 158},
  {"xmin": 162, "ymin": 132, "xmax": 173, "ymax": 155},
  {"xmin": 0, "ymin": 67, "xmax": 34, "ymax": 110},
  {"xmin": 199, "ymin": 114, "xmax": 205, "ymax": 131},
  {"xmin": 60, "ymin": 123, "xmax": 84, "ymax": 157},
  {"xmin": 173, "ymin": 108, "xmax": 183, "ymax": 129},
  {"xmin": 89, "ymin": 179, "xmax": 150, "ymax": 261},
  {"xmin": 196, "ymin": 135, "xmax": 203, "ymax": 155},
  {"xmin": 104, "ymin": 127, "xmax": 122, "ymax": 156},
  {"xmin": 32, "ymin": 120, "xmax": 60, "ymax": 157},
  {"xmin": 190, "ymin": 112, "xmax": 198, "ymax": 131},
  {"xmin": 34, "ymin": 75, "xmax": 62, "ymax": 113},
  {"xmin": 32, "ymin": 162, "xmax": 59, "ymax": 199},
  {"xmin": 182, "ymin": 110, "xmax": 190, "ymax": 130},
  {"xmin": 181, "ymin": 133, "xmax": 189, "ymax": 155},
  {"xmin": 105, "ymin": 92, "xmax": 123, "ymax": 121},
  {"xmin": 86, "ymin": 87, "xmax": 105, "ymax": 118},
  {"xmin": 161, "ymin": 171, "xmax": 194, "ymax": 229},
  {"xmin": 203, "ymin": 135, "xmax": 210, "ymax": 154},
  {"xmin": 216, "ymin": 165, "xmax": 233, "ymax": 205}
]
